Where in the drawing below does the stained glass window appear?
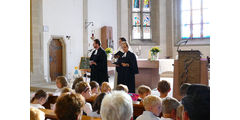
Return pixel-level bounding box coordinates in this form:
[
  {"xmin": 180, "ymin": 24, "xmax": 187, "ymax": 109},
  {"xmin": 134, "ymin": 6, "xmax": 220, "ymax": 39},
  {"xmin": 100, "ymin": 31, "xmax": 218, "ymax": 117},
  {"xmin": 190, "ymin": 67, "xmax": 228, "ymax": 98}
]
[
  {"xmin": 143, "ymin": 13, "xmax": 150, "ymax": 26},
  {"xmin": 132, "ymin": 0, "xmax": 151, "ymax": 40},
  {"xmin": 132, "ymin": 0, "xmax": 140, "ymax": 12},
  {"xmin": 132, "ymin": 13, "xmax": 141, "ymax": 26},
  {"xmin": 143, "ymin": 0, "xmax": 150, "ymax": 12},
  {"xmin": 181, "ymin": 0, "xmax": 210, "ymax": 39}
]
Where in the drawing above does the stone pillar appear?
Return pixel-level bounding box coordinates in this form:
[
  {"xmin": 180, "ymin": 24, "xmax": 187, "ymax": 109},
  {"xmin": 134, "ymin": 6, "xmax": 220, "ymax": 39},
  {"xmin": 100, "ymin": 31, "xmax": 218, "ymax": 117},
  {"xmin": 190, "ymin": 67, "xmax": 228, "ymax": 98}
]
[{"xmin": 30, "ymin": 0, "xmax": 44, "ymax": 83}]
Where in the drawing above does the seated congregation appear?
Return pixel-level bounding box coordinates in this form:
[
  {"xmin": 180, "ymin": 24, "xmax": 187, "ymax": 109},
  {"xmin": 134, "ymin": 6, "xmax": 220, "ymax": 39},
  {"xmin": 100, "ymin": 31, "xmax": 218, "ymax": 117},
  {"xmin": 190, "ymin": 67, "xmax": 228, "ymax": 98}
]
[{"xmin": 30, "ymin": 76, "xmax": 210, "ymax": 120}]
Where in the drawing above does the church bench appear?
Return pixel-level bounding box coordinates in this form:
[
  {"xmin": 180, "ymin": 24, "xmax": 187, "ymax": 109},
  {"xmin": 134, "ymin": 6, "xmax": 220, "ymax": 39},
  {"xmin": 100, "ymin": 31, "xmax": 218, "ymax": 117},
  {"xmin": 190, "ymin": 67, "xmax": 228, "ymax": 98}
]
[
  {"xmin": 86, "ymin": 97, "xmax": 145, "ymax": 118},
  {"xmin": 43, "ymin": 95, "xmax": 145, "ymax": 118},
  {"xmin": 43, "ymin": 94, "xmax": 58, "ymax": 109},
  {"xmin": 39, "ymin": 109, "xmax": 101, "ymax": 120}
]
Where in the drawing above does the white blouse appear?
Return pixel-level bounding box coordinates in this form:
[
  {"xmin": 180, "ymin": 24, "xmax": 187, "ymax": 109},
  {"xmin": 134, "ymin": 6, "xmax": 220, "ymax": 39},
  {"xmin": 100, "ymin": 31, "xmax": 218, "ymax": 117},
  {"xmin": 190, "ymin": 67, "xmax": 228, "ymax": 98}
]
[
  {"xmin": 160, "ymin": 117, "xmax": 174, "ymax": 120},
  {"xmin": 83, "ymin": 102, "xmax": 93, "ymax": 115},
  {"xmin": 30, "ymin": 103, "xmax": 45, "ymax": 109},
  {"xmin": 136, "ymin": 111, "xmax": 160, "ymax": 120},
  {"xmin": 88, "ymin": 111, "xmax": 101, "ymax": 118}
]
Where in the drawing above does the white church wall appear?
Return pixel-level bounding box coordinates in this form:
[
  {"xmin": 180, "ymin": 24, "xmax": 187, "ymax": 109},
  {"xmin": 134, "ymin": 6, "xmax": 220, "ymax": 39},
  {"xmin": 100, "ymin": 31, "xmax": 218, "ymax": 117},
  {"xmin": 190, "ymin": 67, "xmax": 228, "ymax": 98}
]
[
  {"xmin": 42, "ymin": 0, "xmax": 83, "ymax": 82},
  {"xmin": 87, "ymin": 0, "xmax": 118, "ymax": 52}
]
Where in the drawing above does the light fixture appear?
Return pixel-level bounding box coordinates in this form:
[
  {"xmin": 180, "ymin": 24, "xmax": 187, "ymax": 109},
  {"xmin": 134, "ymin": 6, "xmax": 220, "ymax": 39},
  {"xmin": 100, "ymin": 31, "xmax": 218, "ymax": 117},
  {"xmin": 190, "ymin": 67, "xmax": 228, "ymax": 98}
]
[{"xmin": 85, "ymin": 20, "xmax": 94, "ymax": 29}]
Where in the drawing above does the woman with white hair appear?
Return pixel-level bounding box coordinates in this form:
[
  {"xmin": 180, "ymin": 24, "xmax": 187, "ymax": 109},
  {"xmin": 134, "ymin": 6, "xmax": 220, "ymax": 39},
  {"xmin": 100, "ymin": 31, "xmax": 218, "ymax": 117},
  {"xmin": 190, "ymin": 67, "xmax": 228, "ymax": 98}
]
[{"xmin": 100, "ymin": 91, "xmax": 133, "ymax": 120}]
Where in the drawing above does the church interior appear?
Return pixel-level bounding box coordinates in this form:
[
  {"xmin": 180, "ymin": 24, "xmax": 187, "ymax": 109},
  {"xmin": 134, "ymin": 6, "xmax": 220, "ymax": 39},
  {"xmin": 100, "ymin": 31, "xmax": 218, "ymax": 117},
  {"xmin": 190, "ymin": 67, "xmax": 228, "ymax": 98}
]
[{"xmin": 29, "ymin": 0, "xmax": 211, "ymax": 120}]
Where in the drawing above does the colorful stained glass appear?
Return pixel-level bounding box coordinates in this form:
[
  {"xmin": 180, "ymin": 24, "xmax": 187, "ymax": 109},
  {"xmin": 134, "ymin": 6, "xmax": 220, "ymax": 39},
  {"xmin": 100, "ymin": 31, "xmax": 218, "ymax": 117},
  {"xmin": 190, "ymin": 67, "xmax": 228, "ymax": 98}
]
[
  {"xmin": 192, "ymin": 25, "xmax": 201, "ymax": 38},
  {"xmin": 143, "ymin": 13, "xmax": 150, "ymax": 26},
  {"xmin": 181, "ymin": 24, "xmax": 191, "ymax": 39},
  {"xmin": 143, "ymin": 0, "xmax": 150, "ymax": 12},
  {"xmin": 134, "ymin": 0, "xmax": 140, "ymax": 8},
  {"xmin": 143, "ymin": 27, "xmax": 151, "ymax": 39},
  {"xmin": 192, "ymin": 10, "xmax": 201, "ymax": 24},
  {"xmin": 132, "ymin": 13, "xmax": 141, "ymax": 26},
  {"xmin": 132, "ymin": 27, "xmax": 141, "ymax": 39},
  {"xmin": 144, "ymin": 0, "xmax": 149, "ymax": 8},
  {"xmin": 203, "ymin": 24, "xmax": 210, "ymax": 38},
  {"xmin": 132, "ymin": 0, "xmax": 140, "ymax": 12}
]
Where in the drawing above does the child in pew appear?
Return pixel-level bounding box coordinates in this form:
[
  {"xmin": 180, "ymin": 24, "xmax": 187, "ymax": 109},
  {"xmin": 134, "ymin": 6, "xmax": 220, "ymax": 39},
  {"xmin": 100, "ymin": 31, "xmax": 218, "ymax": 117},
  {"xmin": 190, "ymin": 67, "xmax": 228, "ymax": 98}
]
[
  {"xmin": 72, "ymin": 77, "xmax": 84, "ymax": 90},
  {"xmin": 179, "ymin": 83, "xmax": 191, "ymax": 100},
  {"xmin": 176, "ymin": 104, "xmax": 184, "ymax": 120},
  {"xmin": 88, "ymin": 93, "xmax": 107, "ymax": 118},
  {"xmin": 137, "ymin": 85, "xmax": 152, "ymax": 102},
  {"xmin": 136, "ymin": 95, "xmax": 162, "ymax": 120},
  {"xmin": 116, "ymin": 84, "xmax": 141, "ymax": 102},
  {"xmin": 31, "ymin": 89, "xmax": 48, "ymax": 109},
  {"xmin": 51, "ymin": 87, "xmax": 73, "ymax": 110},
  {"xmin": 101, "ymin": 82, "xmax": 111, "ymax": 93},
  {"xmin": 61, "ymin": 87, "xmax": 73, "ymax": 94},
  {"xmin": 181, "ymin": 84, "xmax": 210, "ymax": 120},
  {"xmin": 53, "ymin": 76, "xmax": 69, "ymax": 96},
  {"xmin": 90, "ymin": 81, "xmax": 100, "ymax": 96},
  {"xmin": 75, "ymin": 81, "xmax": 93, "ymax": 116},
  {"xmin": 55, "ymin": 93, "xmax": 85, "ymax": 120},
  {"xmin": 115, "ymin": 84, "xmax": 129, "ymax": 93},
  {"xmin": 160, "ymin": 97, "xmax": 180, "ymax": 120},
  {"xmin": 30, "ymin": 107, "xmax": 45, "ymax": 120},
  {"xmin": 158, "ymin": 80, "xmax": 171, "ymax": 99}
]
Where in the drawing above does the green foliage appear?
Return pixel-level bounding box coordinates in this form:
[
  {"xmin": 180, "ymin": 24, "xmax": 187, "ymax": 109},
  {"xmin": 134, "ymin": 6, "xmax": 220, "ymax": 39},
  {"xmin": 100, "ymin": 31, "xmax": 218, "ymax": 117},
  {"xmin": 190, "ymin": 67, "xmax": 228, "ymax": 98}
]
[
  {"xmin": 105, "ymin": 48, "xmax": 113, "ymax": 54},
  {"xmin": 150, "ymin": 47, "xmax": 160, "ymax": 55}
]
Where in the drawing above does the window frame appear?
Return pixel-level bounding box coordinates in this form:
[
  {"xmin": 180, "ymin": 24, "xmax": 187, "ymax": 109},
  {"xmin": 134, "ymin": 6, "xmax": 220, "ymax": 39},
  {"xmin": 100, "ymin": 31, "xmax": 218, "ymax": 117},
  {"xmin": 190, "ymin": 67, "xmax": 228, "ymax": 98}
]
[
  {"xmin": 174, "ymin": 0, "xmax": 210, "ymax": 46},
  {"xmin": 130, "ymin": 0, "xmax": 153, "ymax": 43}
]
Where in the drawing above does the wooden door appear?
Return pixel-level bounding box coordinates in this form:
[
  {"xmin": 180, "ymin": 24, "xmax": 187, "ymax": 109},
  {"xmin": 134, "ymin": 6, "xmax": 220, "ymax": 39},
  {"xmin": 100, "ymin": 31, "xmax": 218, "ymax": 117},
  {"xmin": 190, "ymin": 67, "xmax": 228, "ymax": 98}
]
[{"xmin": 49, "ymin": 39, "xmax": 63, "ymax": 81}]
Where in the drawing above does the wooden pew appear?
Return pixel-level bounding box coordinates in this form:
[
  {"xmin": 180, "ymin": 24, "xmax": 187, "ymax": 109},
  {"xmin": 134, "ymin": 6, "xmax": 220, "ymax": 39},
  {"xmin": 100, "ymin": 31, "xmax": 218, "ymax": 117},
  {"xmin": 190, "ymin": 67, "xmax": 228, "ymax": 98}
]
[
  {"xmin": 43, "ymin": 94, "xmax": 58, "ymax": 109},
  {"xmin": 39, "ymin": 109, "xmax": 101, "ymax": 120},
  {"xmin": 43, "ymin": 95, "xmax": 145, "ymax": 119},
  {"xmin": 86, "ymin": 98, "xmax": 145, "ymax": 118},
  {"xmin": 133, "ymin": 102, "xmax": 145, "ymax": 118},
  {"xmin": 39, "ymin": 109, "xmax": 57, "ymax": 120}
]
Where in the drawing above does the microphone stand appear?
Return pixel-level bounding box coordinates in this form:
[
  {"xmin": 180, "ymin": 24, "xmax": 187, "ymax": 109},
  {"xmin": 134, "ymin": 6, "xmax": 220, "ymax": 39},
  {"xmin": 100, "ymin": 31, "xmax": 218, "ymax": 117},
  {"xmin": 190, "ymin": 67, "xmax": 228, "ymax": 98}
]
[{"xmin": 176, "ymin": 39, "xmax": 190, "ymax": 52}]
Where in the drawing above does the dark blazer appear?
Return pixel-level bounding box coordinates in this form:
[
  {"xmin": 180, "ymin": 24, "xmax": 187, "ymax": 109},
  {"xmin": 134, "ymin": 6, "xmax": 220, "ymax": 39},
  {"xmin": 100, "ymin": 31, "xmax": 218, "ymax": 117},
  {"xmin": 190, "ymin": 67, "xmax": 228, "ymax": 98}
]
[{"xmin": 90, "ymin": 47, "xmax": 108, "ymax": 85}]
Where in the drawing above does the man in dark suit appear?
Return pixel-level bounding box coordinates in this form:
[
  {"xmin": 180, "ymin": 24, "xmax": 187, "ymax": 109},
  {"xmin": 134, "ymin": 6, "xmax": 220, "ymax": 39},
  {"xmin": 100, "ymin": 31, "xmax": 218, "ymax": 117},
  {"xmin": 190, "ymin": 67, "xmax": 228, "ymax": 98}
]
[{"xmin": 90, "ymin": 39, "xmax": 108, "ymax": 85}]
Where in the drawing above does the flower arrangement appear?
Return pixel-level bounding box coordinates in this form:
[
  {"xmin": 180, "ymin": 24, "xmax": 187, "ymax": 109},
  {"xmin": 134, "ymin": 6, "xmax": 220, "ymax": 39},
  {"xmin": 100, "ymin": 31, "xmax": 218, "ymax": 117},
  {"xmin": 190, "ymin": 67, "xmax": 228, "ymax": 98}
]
[
  {"xmin": 150, "ymin": 47, "xmax": 160, "ymax": 55},
  {"xmin": 105, "ymin": 48, "xmax": 113, "ymax": 55}
]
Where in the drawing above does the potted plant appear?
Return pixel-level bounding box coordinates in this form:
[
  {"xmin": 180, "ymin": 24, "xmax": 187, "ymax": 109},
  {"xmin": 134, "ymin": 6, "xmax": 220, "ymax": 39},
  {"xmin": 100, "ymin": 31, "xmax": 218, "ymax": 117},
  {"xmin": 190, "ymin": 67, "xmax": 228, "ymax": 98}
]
[
  {"xmin": 150, "ymin": 47, "xmax": 160, "ymax": 60},
  {"xmin": 105, "ymin": 48, "xmax": 113, "ymax": 60}
]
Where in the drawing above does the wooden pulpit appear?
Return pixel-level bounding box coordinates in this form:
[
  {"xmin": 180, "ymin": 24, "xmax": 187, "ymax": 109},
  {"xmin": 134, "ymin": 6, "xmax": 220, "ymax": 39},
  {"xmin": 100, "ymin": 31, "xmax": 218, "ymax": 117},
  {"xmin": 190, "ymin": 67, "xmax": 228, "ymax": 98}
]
[{"xmin": 173, "ymin": 50, "xmax": 209, "ymax": 100}]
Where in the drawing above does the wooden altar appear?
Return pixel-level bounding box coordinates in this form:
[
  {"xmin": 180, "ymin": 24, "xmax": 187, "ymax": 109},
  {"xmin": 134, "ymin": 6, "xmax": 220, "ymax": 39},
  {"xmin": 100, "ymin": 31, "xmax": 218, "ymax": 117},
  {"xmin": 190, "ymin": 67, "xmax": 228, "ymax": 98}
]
[{"xmin": 108, "ymin": 59, "xmax": 160, "ymax": 89}]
